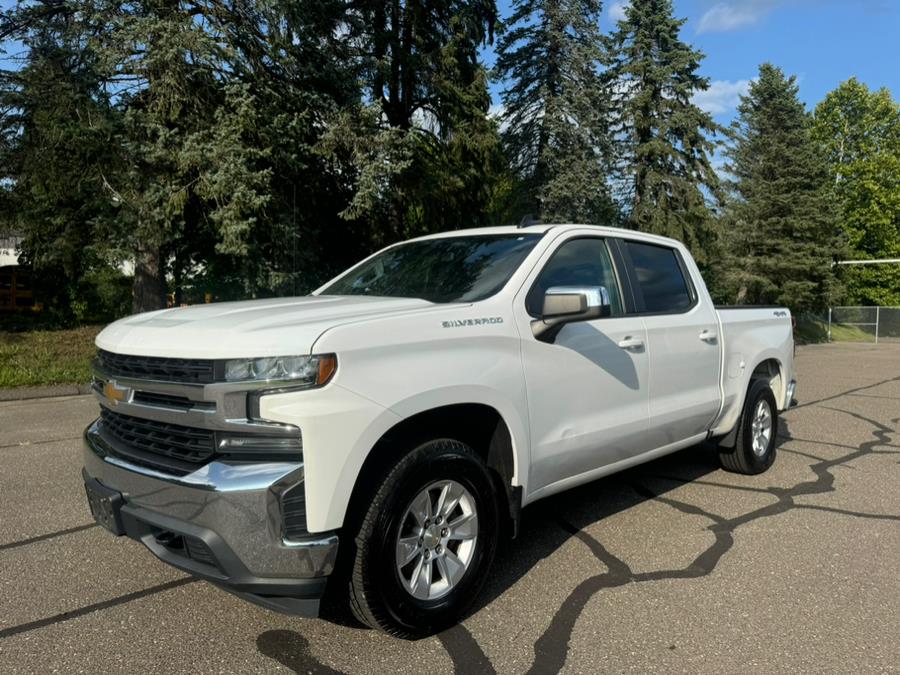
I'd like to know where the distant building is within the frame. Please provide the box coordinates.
[0,231,21,267]
[0,231,38,311]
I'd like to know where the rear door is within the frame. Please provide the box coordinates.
[514,233,651,493]
[619,239,722,448]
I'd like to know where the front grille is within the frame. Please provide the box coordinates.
[132,390,216,413]
[98,408,215,475]
[97,349,216,384]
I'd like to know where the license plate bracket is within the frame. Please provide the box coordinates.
[84,478,125,536]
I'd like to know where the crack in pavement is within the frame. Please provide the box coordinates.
[0,578,196,640]
[254,373,900,673]
[257,630,344,674]
[525,406,898,673]
[0,435,82,450]
[0,523,97,552]
[791,373,900,410]
[254,621,494,675]
[437,624,497,675]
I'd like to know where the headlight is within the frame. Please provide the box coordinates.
[223,353,337,386]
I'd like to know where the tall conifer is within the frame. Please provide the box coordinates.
[724,64,844,311]
[495,0,616,224]
[608,0,720,259]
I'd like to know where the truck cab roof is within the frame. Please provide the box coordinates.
[408,224,686,250]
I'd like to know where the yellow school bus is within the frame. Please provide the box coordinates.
[0,266,40,312]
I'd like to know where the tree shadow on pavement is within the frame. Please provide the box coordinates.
[257,403,900,673]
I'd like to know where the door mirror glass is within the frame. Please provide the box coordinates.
[533,286,611,342]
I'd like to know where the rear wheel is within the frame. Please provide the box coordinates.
[719,379,779,475]
[347,439,499,638]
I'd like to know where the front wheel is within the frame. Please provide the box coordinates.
[719,379,779,475]
[347,439,500,638]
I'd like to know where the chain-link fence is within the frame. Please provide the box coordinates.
[827,306,900,343]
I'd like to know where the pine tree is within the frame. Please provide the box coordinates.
[84,0,273,311]
[494,0,617,224]
[723,64,844,312]
[328,0,501,241]
[813,79,900,305]
[0,1,121,320]
[210,0,367,296]
[608,0,720,259]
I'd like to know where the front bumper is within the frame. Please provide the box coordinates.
[82,421,338,616]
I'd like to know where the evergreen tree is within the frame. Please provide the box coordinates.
[813,79,900,305]
[608,0,720,259]
[212,0,369,296]
[329,0,502,241]
[495,0,616,224]
[0,1,121,320]
[83,0,273,312]
[723,64,844,312]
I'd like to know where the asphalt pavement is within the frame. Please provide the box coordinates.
[1,343,898,673]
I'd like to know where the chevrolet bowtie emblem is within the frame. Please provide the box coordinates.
[102,379,133,404]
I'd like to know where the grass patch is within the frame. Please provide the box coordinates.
[0,325,101,388]
[795,317,874,344]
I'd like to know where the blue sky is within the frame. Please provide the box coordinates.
[2,0,897,129]
[488,0,900,127]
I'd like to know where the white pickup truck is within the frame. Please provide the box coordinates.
[83,224,795,637]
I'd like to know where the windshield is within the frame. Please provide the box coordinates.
[320,233,543,303]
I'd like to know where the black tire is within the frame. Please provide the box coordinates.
[347,439,500,638]
[719,379,779,475]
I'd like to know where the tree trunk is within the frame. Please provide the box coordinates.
[173,247,184,307]
[132,244,167,314]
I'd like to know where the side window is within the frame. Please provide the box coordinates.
[625,241,693,313]
[526,238,624,317]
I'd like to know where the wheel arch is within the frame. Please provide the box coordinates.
[716,353,785,448]
[343,402,524,538]
[749,356,785,408]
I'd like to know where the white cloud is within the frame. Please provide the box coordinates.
[697,0,889,34]
[692,79,751,115]
[488,103,512,133]
[697,1,776,33]
[609,1,629,23]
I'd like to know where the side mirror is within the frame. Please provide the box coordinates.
[531,286,611,343]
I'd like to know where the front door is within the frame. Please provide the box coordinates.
[514,234,651,493]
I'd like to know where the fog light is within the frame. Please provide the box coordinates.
[217,434,302,456]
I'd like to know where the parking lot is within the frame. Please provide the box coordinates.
[1,343,898,673]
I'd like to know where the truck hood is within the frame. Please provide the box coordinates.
[96,295,442,359]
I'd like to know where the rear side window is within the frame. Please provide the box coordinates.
[625,241,693,313]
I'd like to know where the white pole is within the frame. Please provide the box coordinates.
[828,307,832,341]
[875,306,880,344]
[833,258,900,266]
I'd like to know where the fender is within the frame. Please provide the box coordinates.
[714,351,785,444]
[386,384,531,488]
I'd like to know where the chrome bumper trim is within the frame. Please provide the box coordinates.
[83,422,337,579]
[91,363,301,434]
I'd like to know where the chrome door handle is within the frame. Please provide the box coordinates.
[700,330,718,342]
[617,336,644,350]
